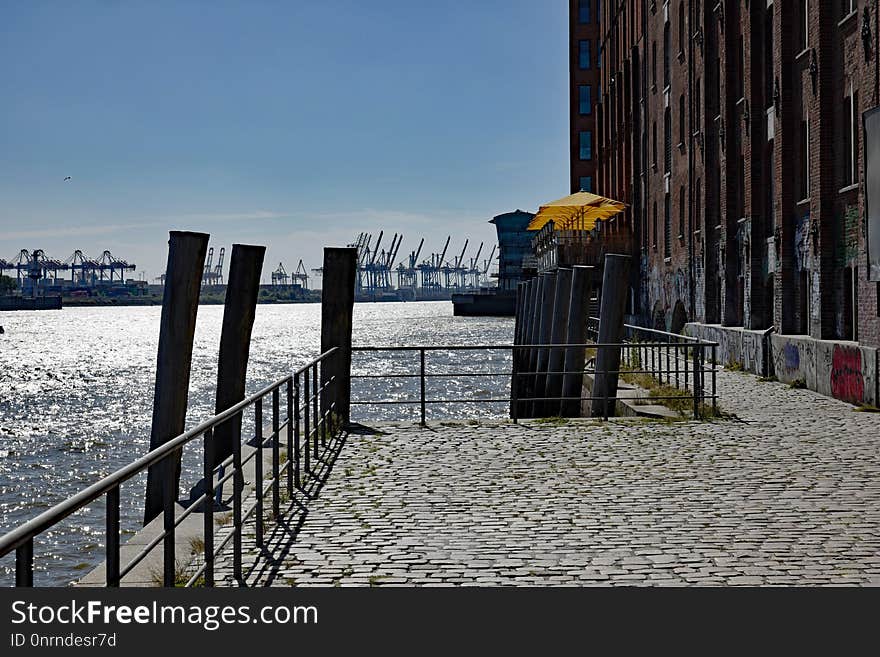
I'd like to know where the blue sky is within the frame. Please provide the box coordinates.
[0,1,569,283]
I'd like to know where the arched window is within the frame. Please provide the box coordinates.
[663,22,670,87]
[679,3,686,55]
[664,108,672,173]
[679,94,686,146]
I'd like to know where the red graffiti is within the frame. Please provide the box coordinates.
[831,346,864,404]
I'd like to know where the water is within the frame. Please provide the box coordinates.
[0,301,513,585]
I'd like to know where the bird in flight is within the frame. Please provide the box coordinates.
[63,176,72,181]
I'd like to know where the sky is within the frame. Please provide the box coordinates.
[0,1,570,285]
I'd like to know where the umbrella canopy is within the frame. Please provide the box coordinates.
[526,191,627,232]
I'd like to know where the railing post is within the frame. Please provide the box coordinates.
[15,539,33,587]
[202,429,214,587]
[511,346,519,424]
[163,452,177,587]
[287,378,294,496]
[712,344,717,414]
[295,373,303,486]
[106,485,120,587]
[312,362,319,459]
[420,348,427,427]
[693,344,701,420]
[303,368,311,475]
[254,399,264,549]
[233,413,243,582]
[272,388,280,520]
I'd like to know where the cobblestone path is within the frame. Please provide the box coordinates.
[215,369,880,586]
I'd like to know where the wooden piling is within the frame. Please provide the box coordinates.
[320,247,357,428]
[560,265,594,417]
[212,244,266,468]
[591,254,631,418]
[143,231,209,525]
[533,271,556,417]
[517,279,536,417]
[509,282,525,418]
[545,268,572,413]
[525,275,544,417]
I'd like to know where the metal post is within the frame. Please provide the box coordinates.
[287,378,294,496]
[591,254,631,418]
[15,539,33,587]
[420,348,427,427]
[202,429,214,587]
[272,388,280,520]
[163,453,177,587]
[106,485,120,587]
[312,362,319,459]
[693,344,701,420]
[232,414,242,581]
[294,374,302,488]
[711,344,717,414]
[303,368,311,475]
[144,231,209,525]
[254,399,264,548]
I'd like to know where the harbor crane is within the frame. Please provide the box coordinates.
[271,262,290,286]
[291,260,309,289]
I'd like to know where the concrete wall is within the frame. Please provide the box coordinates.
[685,321,879,407]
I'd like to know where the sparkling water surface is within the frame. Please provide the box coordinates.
[0,301,513,585]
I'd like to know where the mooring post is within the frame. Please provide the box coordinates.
[320,247,357,428]
[516,279,535,418]
[212,244,266,468]
[143,231,209,525]
[591,254,631,419]
[545,268,572,414]
[560,265,594,417]
[533,271,556,417]
[525,275,544,418]
[509,282,526,418]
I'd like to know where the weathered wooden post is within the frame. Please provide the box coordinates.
[591,254,631,418]
[144,231,209,525]
[533,271,556,417]
[561,265,594,416]
[509,282,525,418]
[545,268,572,413]
[517,279,537,417]
[525,275,545,417]
[320,247,357,428]
[212,244,266,467]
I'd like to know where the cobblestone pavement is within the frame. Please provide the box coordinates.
[215,369,880,586]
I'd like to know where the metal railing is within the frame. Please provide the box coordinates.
[351,334,717,425]
[0,348,342,587]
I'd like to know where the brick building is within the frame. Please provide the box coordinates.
[570,0,602,194]
[574,0,880,405]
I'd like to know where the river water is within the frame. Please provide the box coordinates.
[0,301,513,585]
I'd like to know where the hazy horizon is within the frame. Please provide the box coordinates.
[1,1,569,283]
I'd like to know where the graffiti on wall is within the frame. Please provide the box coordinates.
[835,205,860,266]
[830,345,864,404]
[795,211,811,271]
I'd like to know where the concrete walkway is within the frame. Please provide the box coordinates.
[215,369,880,586]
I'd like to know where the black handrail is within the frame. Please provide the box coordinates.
[0,347,341,587]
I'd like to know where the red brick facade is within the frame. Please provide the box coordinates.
[581,0,880,347]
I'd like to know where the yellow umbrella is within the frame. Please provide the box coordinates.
[526,191,627,232]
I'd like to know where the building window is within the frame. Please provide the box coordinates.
[664,108,672,173]
[663,22,671,88]
[579,85,592,115]
[653,202,658,250]
[652,41,657,89]
[579,176,593,192]
[842,87,857,187]
[679,94,686,146]
[799,120,810,200]
[652,121,658,168]
[580,131,593,160]
[664,194,672,257]
[799,0,809,52]
[841,0,856,18]
[678,3,686,56]
[679,186,686,237]
[579,0,591,23]
[579,40,591,69]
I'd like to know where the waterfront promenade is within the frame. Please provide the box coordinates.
[215,367,880,586]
